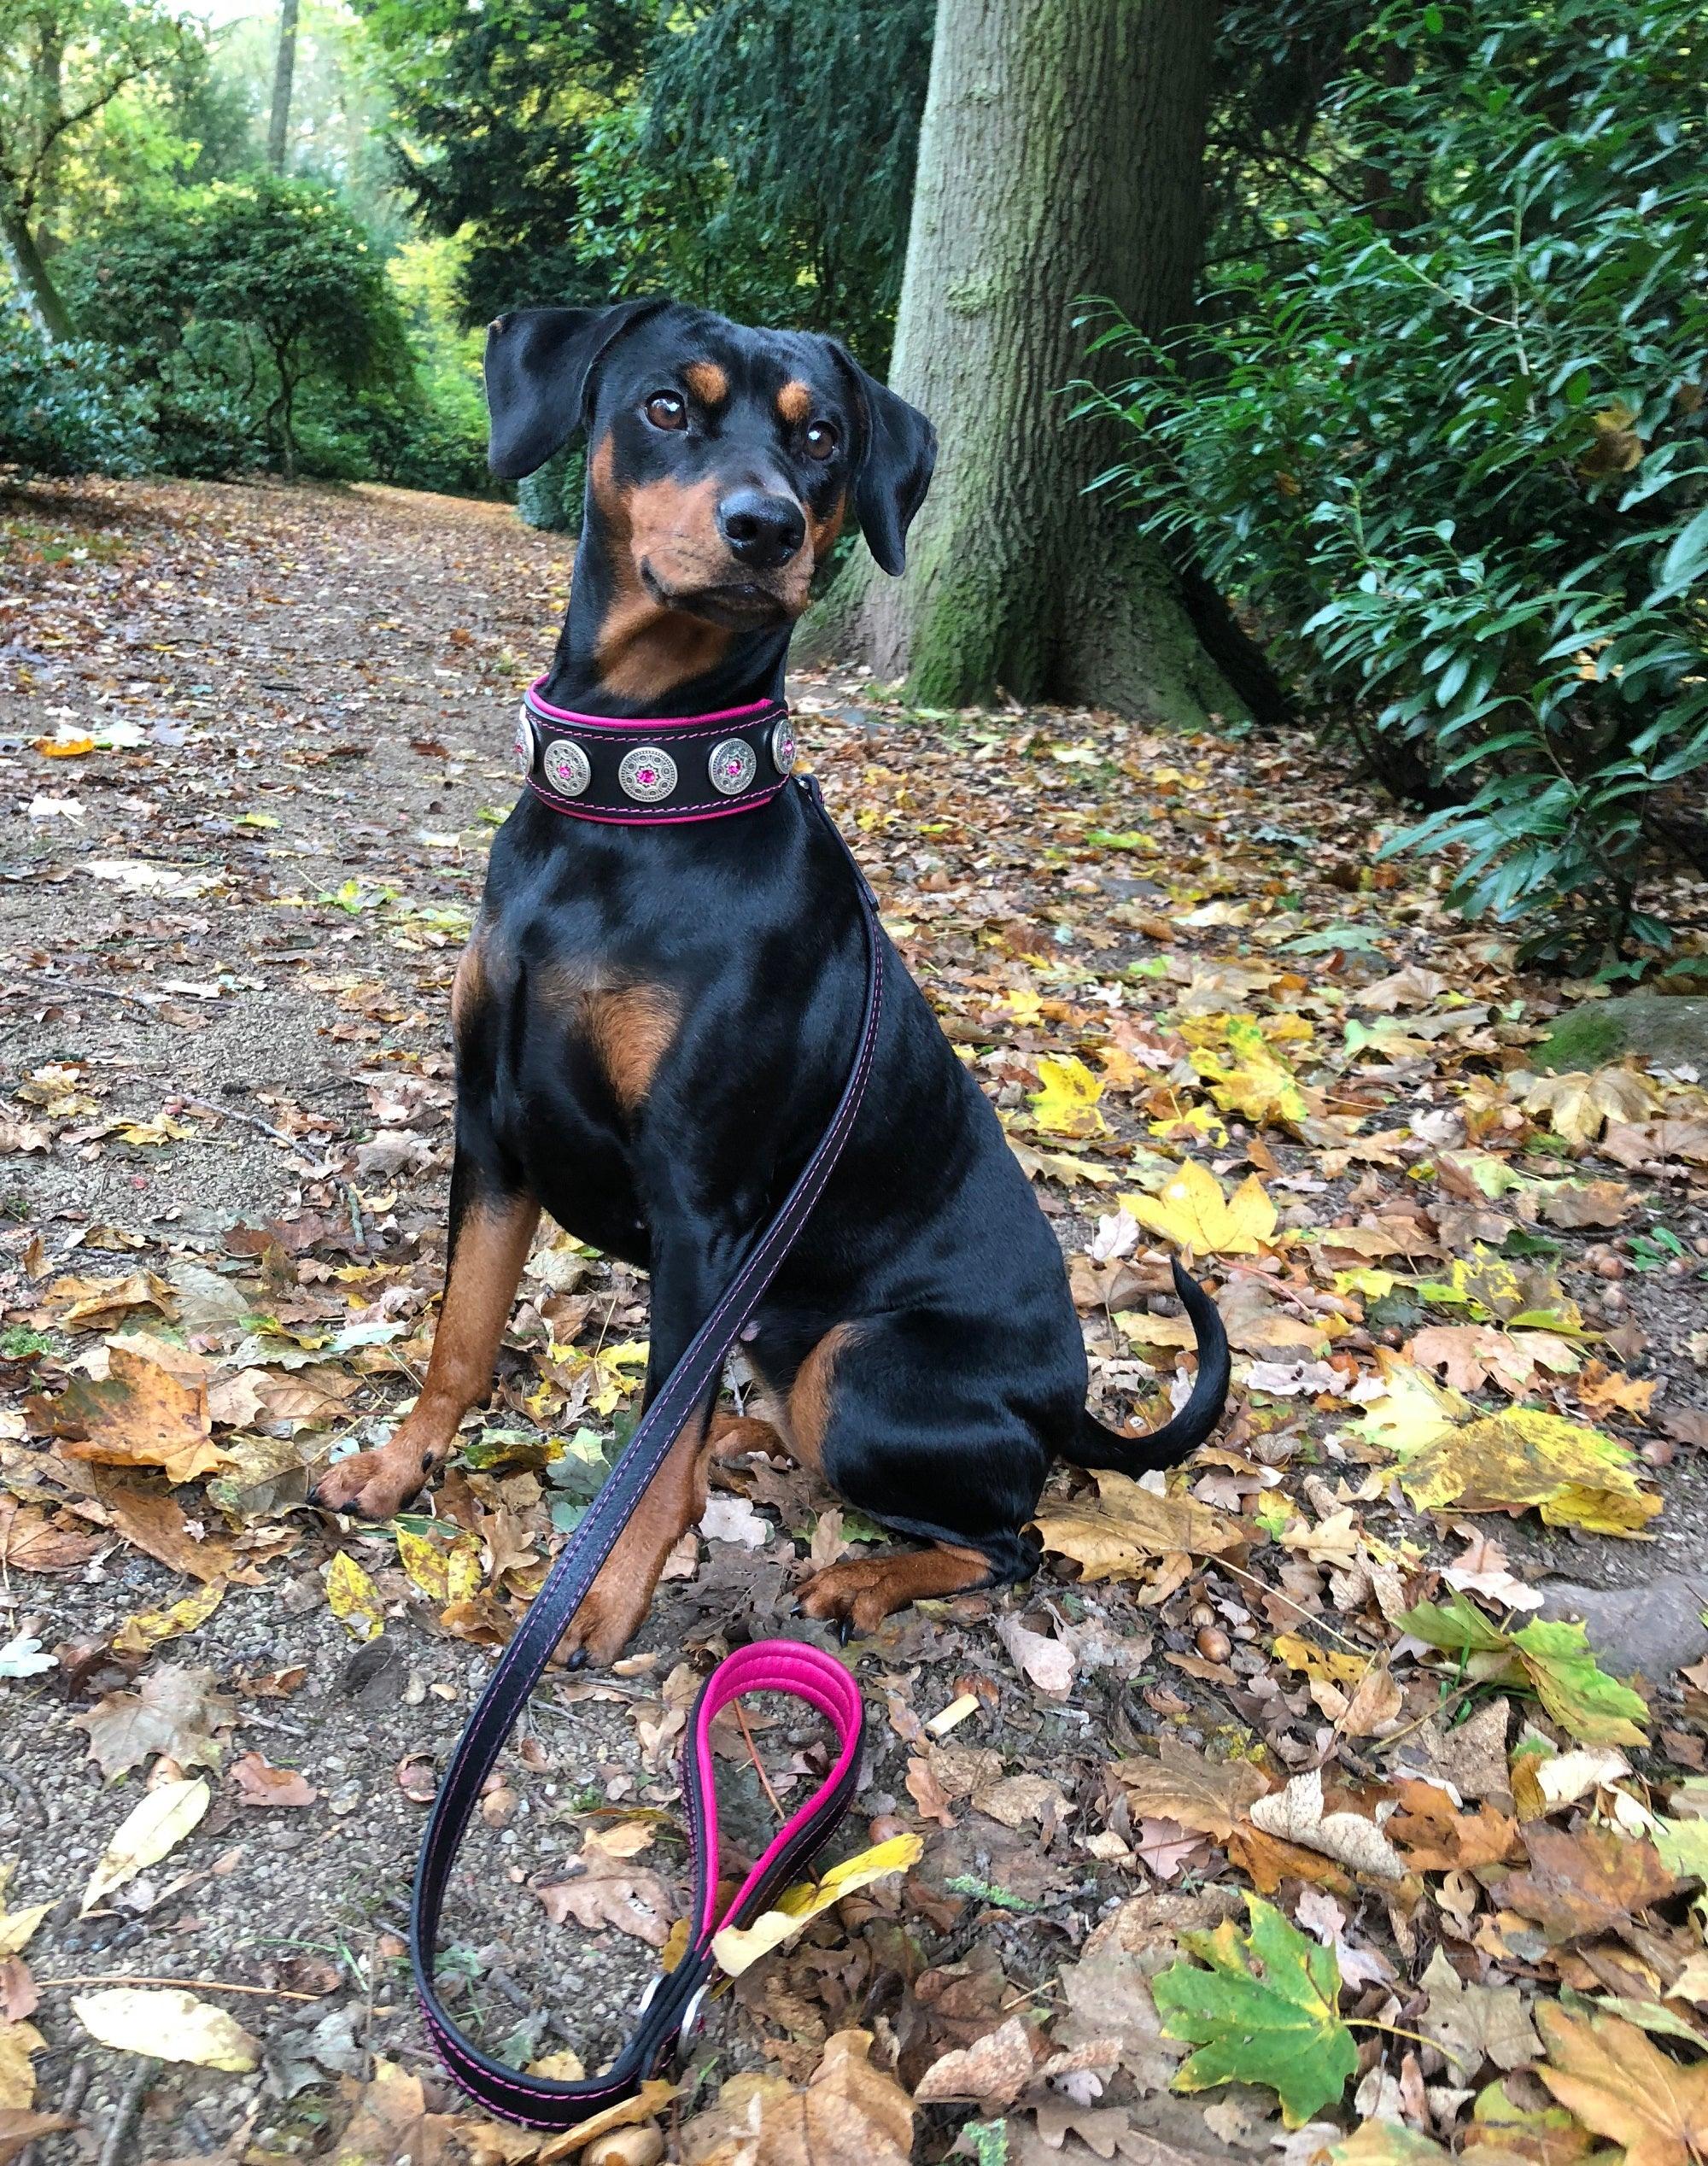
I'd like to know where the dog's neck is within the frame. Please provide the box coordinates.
[539,518,793,721]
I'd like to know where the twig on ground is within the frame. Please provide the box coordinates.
[37,1974,323,2000]
[732,1696,786,1824]
[0,1759,48,1826]
[181,1095,326,1167]
[96,2056,155,2166]
[17,2054,88,2166]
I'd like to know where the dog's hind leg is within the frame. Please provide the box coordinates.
[313,1150,538,1519]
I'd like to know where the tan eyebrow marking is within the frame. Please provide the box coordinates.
[682,361,728,405]
[776,378,813,424]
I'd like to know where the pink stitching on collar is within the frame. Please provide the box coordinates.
[526,677,778,729]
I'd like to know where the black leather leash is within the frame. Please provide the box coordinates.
[411,773,883,2128]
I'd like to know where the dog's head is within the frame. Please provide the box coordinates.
[484,301,935,631]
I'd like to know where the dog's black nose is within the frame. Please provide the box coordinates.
[717,489,805,569]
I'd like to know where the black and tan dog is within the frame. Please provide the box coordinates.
[313,299,1230,1660]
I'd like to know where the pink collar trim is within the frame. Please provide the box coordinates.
[525,678,777,730]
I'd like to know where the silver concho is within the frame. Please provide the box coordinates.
[541,736,592,798]
[513,707,535,775]
[769,716,798,775]
[618,746,677,803]
[707,737,757,796]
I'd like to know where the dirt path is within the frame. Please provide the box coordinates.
[2,477,1706,2165]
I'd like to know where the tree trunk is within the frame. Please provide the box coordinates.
[0,202,74,341]
[268,0,300,173]
[813,0,1242,724]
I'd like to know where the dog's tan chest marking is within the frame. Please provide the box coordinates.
[540,963,681,1113]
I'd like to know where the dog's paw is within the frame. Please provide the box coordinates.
[797,1557,908,1640]
[312,1444,432,1520]
[553,1580,650,1671]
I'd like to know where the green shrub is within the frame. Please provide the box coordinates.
[0,313,155,476]
[1085,0,1708,969]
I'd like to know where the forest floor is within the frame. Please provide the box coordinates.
[1,475,1707,2166]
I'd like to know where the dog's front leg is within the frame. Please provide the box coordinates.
[313,1148,539,1519]
[555,1230,746,1666]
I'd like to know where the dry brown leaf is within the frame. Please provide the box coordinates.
[95,1481,237,1584]
[0,1500,102,1576]
[44,1341,226,1485]
[1246,1770,1407,1882]
[231,1751,319,1808]
[751,2030,912,2166]
[70,1664,236,1782]
[1500,1824,1678,1945]
[1034,1470,1247,1582]
[1535,2002,1708,2166]
[538,1862,673,1947]
[912,2015,1038,2106]
[1417,1946,1539,2075]
[330,2058,469,2164]
[1113,1739,1270,1841]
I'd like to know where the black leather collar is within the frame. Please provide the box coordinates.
[516,682,797,824]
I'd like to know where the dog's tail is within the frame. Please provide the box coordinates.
[1063,1257,1231,1473]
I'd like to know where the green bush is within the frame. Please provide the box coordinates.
[1085,0,1708,968]
[0,313,155,477]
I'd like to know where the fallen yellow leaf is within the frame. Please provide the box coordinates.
[1123,1160,1277,1256]
[1030,1055,1110,1139]
[712,1834,923,1976]
[81,1777,209,1913]
[1034,1468,1249,1582]
[72,1987,258,2071]
[112,1578,226,1654]
[325,1549,385,1641]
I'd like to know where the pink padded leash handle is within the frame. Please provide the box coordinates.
[409,776,882,2128]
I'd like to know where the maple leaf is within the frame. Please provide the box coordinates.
[1029,1055,1110,1139]
[1033,1468,1247,1582]
[71,1665,237,1782]
[737,2030,913,2166]
[1189,1016,1314,1133]
[1524,1067,1662,1150]
[1357,1360,1658,1537]
[44,1339,226,1486]
[1510,1618,1651,1747]
[1152,1893,1358,2128]
[1535,2004,1708,2166]
[1112,1738,1270,1841]
[1122,1160,1278,1256]
[1416,1946,1539,2075]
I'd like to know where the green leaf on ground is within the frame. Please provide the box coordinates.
[1151,1893,1357,2128]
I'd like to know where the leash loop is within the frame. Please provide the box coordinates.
[410,775,881,2128]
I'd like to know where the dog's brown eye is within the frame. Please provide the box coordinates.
[644,391,687,431]
[804,419,839,461]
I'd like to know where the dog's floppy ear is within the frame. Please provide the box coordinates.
[826,343,937,576]
[485,299,668,480]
